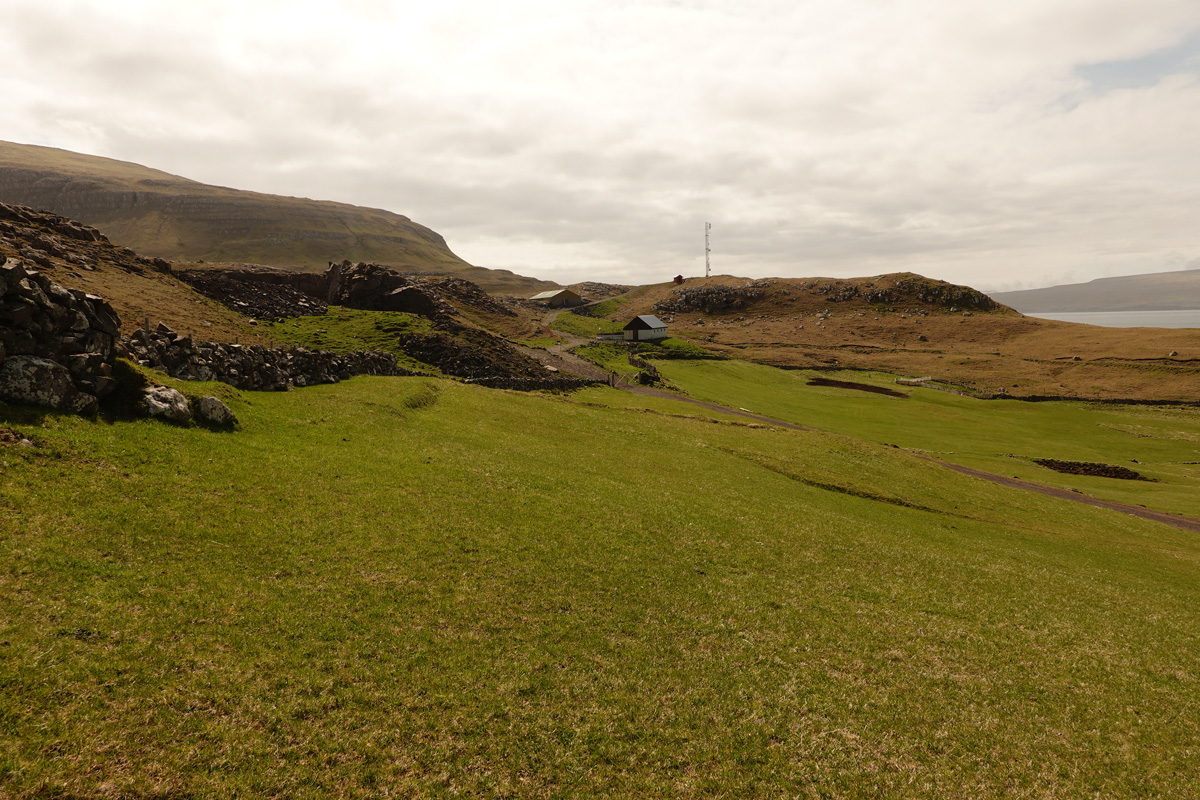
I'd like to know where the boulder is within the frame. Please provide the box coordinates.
[0,355,98,414]
[195,396,236,426]
[140,385,191,423]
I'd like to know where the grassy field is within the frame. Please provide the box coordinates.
[549,312,624,337]
[573,339,720,377]
[269,308,437,373]
[3,376,1200,797]
[654,359,1200,519]
[573,297,628,318]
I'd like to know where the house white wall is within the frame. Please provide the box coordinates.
[624,327,668,341]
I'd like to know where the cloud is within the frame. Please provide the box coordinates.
[1,0,1199,288]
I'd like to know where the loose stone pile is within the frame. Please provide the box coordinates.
[176,269,328,321]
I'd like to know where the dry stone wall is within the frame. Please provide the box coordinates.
[0,256,121,413]
[123,325,417,391]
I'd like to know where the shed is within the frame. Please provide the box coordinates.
[530,288,584,308]
[623,314,668,341]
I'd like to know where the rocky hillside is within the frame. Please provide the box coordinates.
[0,141,556,295]
[651,273,1005,316]
[0,201,268,343]
[0,202,587,396]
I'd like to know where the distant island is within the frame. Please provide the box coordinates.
[992,268,1200,313]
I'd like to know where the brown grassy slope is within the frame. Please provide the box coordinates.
[612,274,1200,402]
[0,140,556,295]
[0,204,272,343]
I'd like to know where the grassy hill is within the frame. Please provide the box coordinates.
[992,269,1200,312]
[599,274,1200,402]
[3,373,1199,797]
[0,141,555,295]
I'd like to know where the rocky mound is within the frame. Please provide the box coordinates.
[653,273,1001,316]
[424,276,517,318]
[396,327,557,382]
[654,282,771,314]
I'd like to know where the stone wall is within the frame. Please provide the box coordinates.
[123,325,420,391]
[0,257,121,413]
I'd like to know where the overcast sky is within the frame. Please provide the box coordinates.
[2,0,1198,290]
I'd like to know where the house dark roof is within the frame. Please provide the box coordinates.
[624,314,667,330]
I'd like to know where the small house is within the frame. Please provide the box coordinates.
[530,288,584,308]
[623,315,668,341]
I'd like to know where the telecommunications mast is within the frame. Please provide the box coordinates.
[705,221,712,278]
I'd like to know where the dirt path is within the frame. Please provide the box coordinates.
[522,309,1200,533]
[623,384,813,429]
[930,461,1200,533]
[519,308,613,382]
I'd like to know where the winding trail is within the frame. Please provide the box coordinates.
[522,307,1200,533]
[932,461,1200,533]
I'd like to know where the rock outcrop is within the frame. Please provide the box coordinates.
[654,284,769,314]
[177,260,519,326]
[652,274,1001,316]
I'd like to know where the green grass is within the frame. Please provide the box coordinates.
[567,385,748,422]
[655,359,1200,519]
[2,379,1200,796]
[269,307,437,372]
[573,338,716,376]
[631,337,717,359]
[549,312,623,337]
[514,335,561,349]
[571,342,642,375]
[573,297,628,318]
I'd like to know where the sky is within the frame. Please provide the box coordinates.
[1,0,1198,291]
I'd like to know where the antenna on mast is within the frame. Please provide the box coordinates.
[705,222,712,278]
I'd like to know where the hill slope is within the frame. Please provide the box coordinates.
[3,376,1200,796]
[590,273,1200,401]
[0,141,554,295]
[992,269,1200,312]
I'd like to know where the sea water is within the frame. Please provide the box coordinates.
[1026,310,1200,329]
